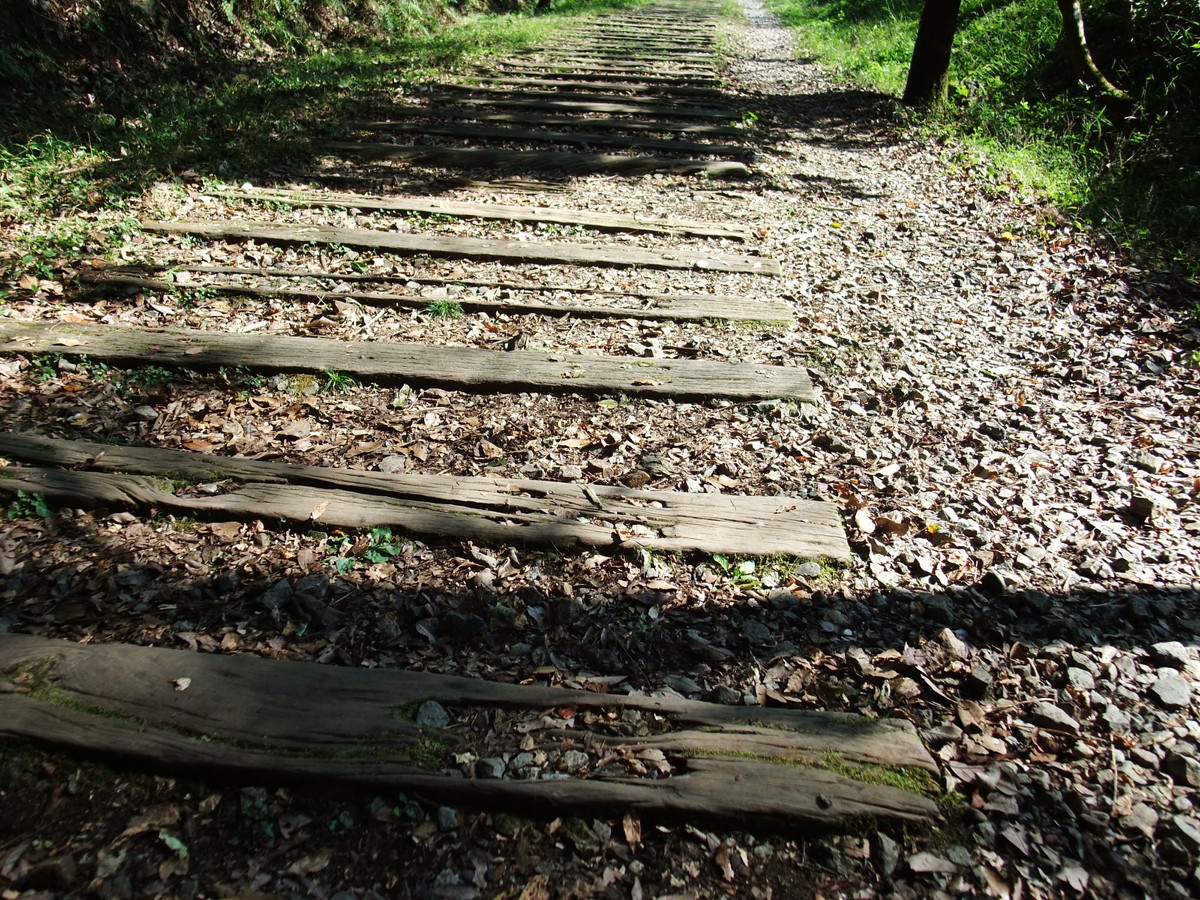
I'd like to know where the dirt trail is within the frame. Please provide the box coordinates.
[1,0,1199,897]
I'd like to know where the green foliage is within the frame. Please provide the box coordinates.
[7,491,53,519]
[1,0,647,294]
[423,298,465,318]
[326,525,404,573]
[321,368,359,393]
[328,808,355,835]
[29,354,61,381]
[767,0,1200,275]
[157,831,189,860]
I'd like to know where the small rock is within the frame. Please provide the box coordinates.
[796,561,824,579]
[1102,704,1132,733]
[705,684,742,705]
[378,455,406,474]
[935,627,969,659]
[476,757,506,779]
[436,807,459,831]
[555,596,584,626]
[1028,701,1081,736]
[1171,815,1200,851]
[978,569,1011,597]
[922,723,964,746]
[1150,641,1193,670]
[1067,667,1096,691]
[558,465,584,480]
[1124,801,1159,838]
[492,813,524,837]
[964,664,994,699]
[559,817,602,855]
[259,578,293,612]
[743,619,772,645]
[562,750,590,772]
[1149,671,1193,709]
[908,851,958,874]
[416,701,452,728]
[872,833,900,877]
[1165,752,1200,787]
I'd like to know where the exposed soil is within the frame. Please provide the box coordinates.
[2,0,1200,898]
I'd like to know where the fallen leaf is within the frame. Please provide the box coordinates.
[284,848,333,876]
[623,811,641,849]
[518,873,550,900]
[172,677,191,692]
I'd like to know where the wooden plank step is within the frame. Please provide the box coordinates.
[493,62,720,87]
[0,433,848,558]
[90,264,792,322]
[85,271,792,324]
[0,320,811,402]
[368,108,744,138]
[0,634,936,827]
[469,74,725,98]
[327,143,750,179]
[218,187,750,239]
[344,121,750,159]
[513,56,715,72]
[434,84,731,111]
[141,220,779,274]
[426,92,735,120]
[433,96,733,120]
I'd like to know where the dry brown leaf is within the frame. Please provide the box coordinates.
[284,848,333,876]
[518,874,550,900]
[622,811,641,849]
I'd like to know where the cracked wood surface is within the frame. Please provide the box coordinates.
[0,320,812,401]
[0,634,939,827]
[142,220,780,274]
[0,433,850,558]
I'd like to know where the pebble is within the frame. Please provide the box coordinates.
[259,578,292,612]
[1067,667,1096,691]
[562,750,590,772]
[416,701,451,728]
[1165,752,1200,787]
[1149,671,1193,709]
[436,807,458,831]
[1150,641,1194,670]
[1029,701,1082,736]
[475,757,506,779]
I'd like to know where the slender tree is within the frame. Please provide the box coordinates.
[902,0,962,107]
[1054,0,1129,102]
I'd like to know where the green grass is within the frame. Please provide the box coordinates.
[0,0,650,293]
[423,298,465,318]
[765,0,1200,276]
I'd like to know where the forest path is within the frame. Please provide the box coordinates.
[2,0,1199,895]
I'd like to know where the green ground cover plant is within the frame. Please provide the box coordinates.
[0,0,645,295]
[766,0,1200,276]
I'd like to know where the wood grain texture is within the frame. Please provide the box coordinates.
[142,220,779,275]
[0,634,939,826]
[85,272,792,324]
[341,122,750,161]
[220,187,750,239]
[0,320,810,401]
[328,143,751,180]
[0,432,851,559]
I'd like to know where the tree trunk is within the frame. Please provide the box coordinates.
[903,0,962,107]
[1054,0,1129,102]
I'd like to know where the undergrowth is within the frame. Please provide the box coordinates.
[0,0,647,295]
[766,0,1200,276]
